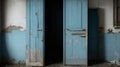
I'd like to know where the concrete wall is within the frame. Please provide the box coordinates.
[98,33,120,62]
[89,0,120,62]
[1,0,120,64]
[5,0,26,30]
[89,0,120,33]
[0,0,26,64]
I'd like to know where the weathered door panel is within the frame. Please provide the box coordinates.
[26,0,44,66]
[64,0,87,65]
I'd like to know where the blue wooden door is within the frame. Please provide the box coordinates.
[26,0,44,66]
[63,0,88,65]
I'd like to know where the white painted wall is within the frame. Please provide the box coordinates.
[5,0,26,31]
[89,0,120,33]
[4,0,120,32]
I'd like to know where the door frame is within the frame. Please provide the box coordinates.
[63,0,88,66]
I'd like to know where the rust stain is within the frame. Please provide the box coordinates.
[0,25,25,32]
[1,57,25,65]
[26,47,43,65]
[30,49,43,63]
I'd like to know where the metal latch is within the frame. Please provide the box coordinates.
[72,31,86,37]
[37,28,43,31]
[71,29,86,37]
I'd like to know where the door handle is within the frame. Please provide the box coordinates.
[72,31,86,37]
[80,29,86,37]
[66,28,83,31]
[71,29,87,37]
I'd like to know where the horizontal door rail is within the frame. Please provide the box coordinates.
[66,28,86,31]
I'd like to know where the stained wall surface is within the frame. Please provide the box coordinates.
[89,0,120,62]
[0,0,26,63]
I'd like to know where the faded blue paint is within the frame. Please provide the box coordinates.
[0,30,26,63]
[26,0,44,66]
[6,30,26,62]
[0,0,44,64]
[64,0,87,65]
[98,33,120,62]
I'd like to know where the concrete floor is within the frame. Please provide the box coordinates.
[2,62,120,67]
[45,63,119,67]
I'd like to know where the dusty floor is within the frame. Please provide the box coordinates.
[2,63,120,67]
[45,63,120,67]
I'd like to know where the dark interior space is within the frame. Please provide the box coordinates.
[45,0,63,65]
[0,0,1,65]
[88,8,105,65]
[97,8,106,64]
[98,8,106,62]
[88,9,98,65]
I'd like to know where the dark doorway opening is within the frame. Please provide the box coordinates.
[45,0,63,65]
[88,9,105,65]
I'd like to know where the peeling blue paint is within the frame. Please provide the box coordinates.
[98,33,120,62]
[0,30,26,63]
